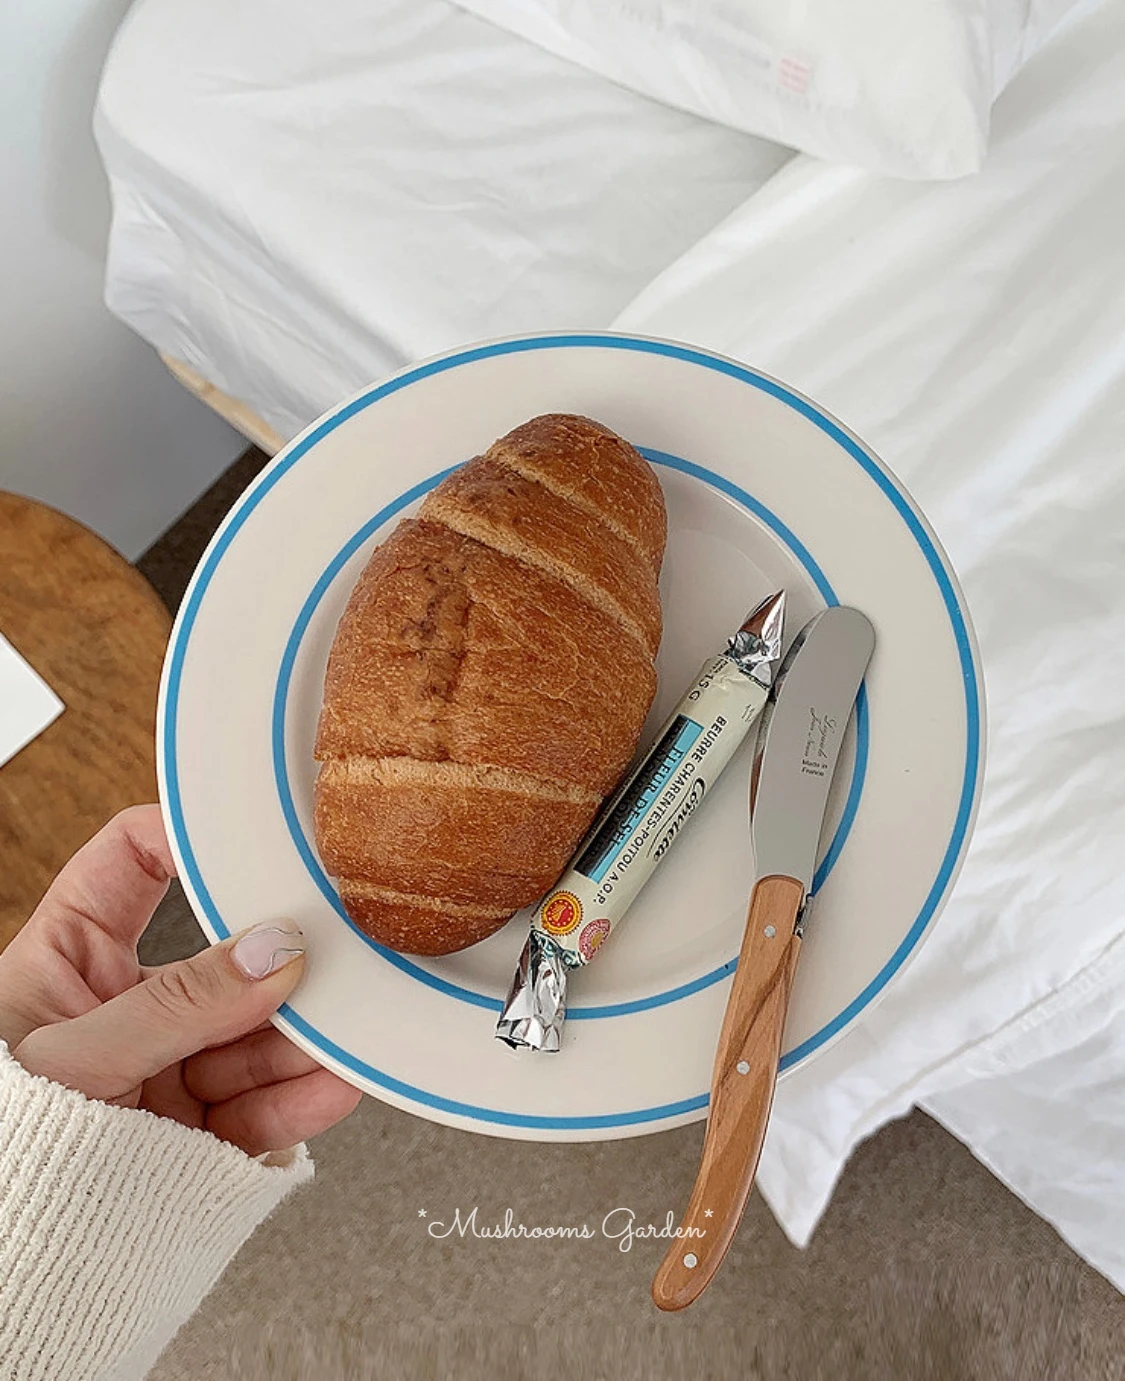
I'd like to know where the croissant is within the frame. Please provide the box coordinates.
[313,414,666,955]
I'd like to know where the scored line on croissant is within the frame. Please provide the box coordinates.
[314,414,666,956]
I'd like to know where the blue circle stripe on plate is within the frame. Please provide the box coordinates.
[162,333,982,1129]
[271,446,869,1017]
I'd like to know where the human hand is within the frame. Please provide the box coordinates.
[0,805,361,1156]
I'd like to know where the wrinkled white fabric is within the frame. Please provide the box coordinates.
[617,0,1125,1290]
[449,0,1090,179]
[95,0,790,442]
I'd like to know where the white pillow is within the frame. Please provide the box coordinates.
[448,0,1088,179]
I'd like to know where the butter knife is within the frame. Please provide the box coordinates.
[652,605,875,1310]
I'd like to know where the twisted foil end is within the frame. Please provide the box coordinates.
[495,930,570,1052]
[726,590,786,690]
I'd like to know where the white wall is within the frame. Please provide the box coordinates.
[0,0,245,561]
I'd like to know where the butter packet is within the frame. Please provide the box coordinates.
[496,591,785,1052]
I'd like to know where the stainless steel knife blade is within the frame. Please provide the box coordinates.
[750,607,875,893]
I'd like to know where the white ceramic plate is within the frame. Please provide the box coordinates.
[158,333,984,1141]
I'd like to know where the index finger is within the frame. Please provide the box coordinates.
[26,805,176,950]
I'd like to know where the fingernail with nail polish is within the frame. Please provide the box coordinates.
[232,922,305,979]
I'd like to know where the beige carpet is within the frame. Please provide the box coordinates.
[134,453,1124,1381]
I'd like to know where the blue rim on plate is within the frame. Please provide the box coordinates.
[161,333,983,1132]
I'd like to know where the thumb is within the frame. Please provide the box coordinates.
[14,922,306,1102]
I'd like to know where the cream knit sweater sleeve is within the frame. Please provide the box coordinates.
[0,1041,314,1381]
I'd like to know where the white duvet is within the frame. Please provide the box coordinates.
[617,0,1125,1287]
[98,0,1124,1289]
[95,0,789,442]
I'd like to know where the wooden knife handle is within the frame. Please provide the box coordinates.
[652,875,804,1312]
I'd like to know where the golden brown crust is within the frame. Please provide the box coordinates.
[337,881,514,955]
[419,455,661,656]
[313,414,665,955]
[314,757,599,906]
[314,520,656,793]
[486,414,666,575]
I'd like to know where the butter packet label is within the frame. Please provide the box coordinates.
[531,655,768,966]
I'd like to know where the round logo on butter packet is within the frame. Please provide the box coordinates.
[540,891,582,936]
[578,918,611,961]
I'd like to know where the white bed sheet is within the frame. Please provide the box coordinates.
[95,0,791,442]
[616,0,1125,1289]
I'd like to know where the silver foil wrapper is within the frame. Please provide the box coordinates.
[495,929,570,1052]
